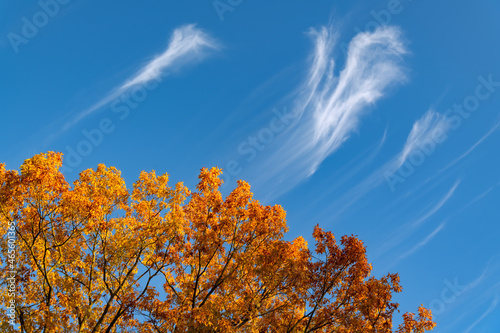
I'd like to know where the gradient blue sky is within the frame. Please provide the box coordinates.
[2,1,500,331]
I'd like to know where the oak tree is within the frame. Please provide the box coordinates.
[0,152,435,332]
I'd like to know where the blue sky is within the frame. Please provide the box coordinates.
[2,0,500,331]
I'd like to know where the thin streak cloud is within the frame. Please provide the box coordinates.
[396,222,446,262]
[411,180,459,226]
[463,294,499,333]
[324,109,453,218]
[440,120,500,173]
[375,181,459,260]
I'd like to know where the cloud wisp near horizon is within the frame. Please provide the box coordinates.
[61,24,219,134]
[253,25,408,198]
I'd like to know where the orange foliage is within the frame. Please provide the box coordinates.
[0,152,435,332]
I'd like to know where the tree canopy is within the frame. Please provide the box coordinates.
[0,152,435,332]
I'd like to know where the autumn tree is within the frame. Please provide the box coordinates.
[0,152,435,332]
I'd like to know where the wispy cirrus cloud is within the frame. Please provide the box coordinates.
[320,109,452,218]
[374,180,459,260]
[463,294,499,333]
[398,110,450,168]
[120,24,218,90]
[396,221,446,261]
[63,24,219,131]
[253,25,408,197]
[411,180,459,226]
[440,120,500,173]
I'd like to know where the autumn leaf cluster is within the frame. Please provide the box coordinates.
[0,152,435,332]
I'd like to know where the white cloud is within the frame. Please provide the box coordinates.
[254,25,408,197]
[397,222,446,261]
[320,110,453,217]
[374,181,459,260]
[399,110,450,168]
[306,25,407,174]
[440,120,500,173]
[64,24,218,131]
[411,180,459,226]
[463,294,499,333]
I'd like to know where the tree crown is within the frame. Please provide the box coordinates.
[0,152,435,332]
